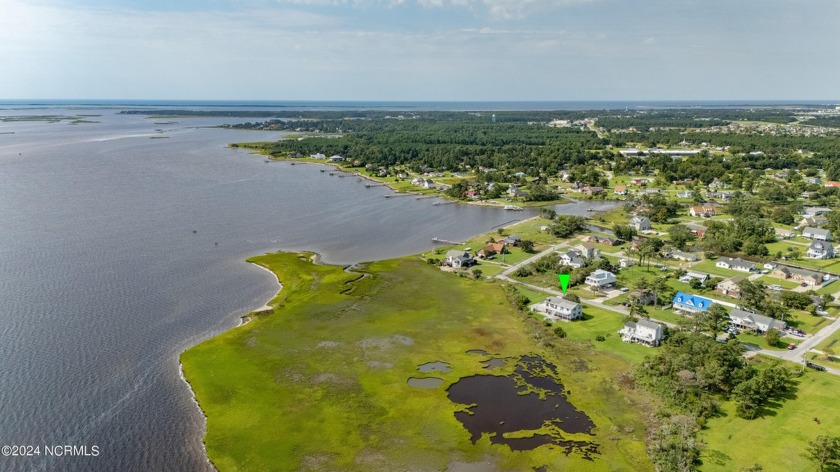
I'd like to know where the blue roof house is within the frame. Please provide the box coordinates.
[672,292,713,313]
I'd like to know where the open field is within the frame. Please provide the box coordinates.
[182,253,655,471]
[700,359,840,472]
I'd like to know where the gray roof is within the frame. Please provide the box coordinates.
[637,319,663,331]
[718,257,755,269]
[730,308,785,330]
[446,250,470,258]
[804,227,831,238]
[546,297,580,310]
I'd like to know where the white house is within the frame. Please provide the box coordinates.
[559,250,586,268]
[444,250,474,268]
[679,271,710,284]
[310,152,326,159]
[630,216,652,231]
[803,227,832,241]
[715,257,756,273]
[807,240,835,259]
[585,269,617,288]
[689,205,717,218]
[729,308,787,334]
[532,297,583,321]
[329,155,345,162]
[619,319,665,347]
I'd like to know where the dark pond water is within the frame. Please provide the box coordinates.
[447,355,598,458]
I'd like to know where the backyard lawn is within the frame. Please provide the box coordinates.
[700,359,840,472]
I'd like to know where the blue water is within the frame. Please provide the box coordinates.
[0,108,617,471]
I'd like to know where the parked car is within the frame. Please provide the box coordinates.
[787,344,796,350]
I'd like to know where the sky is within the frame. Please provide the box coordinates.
[1,0,838,101]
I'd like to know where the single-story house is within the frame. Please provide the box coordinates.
[716,257,756,273]
[672,292,713,313]
[444,250,475,268]
[771,266,822,287]
[503,235,522,247]
[476,242,506,259]
[689,205,717,218]
[729,308,787,334]
[807,240,835,259]
[619,319,665,347]
[825,181,840,188]
[679,271,710,284]
[585,269,617,288]
[670,250,699,262]
[631,216,652,231]
[581,186,604,196]
[310,153,326,159]
[774,228,795,239]
[619,258,635,268]
[803,227,832,241]
[589,235,621,246]
[677,190,693,199]
[329,155,345,162]
[716,277,743,299]
[686,223,707,238]
[803,207,832,217]
[614,185,627,195]
[532,297,583,321]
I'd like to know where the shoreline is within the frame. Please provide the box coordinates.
[256,151,579,209]
[178,363,217,471]
[178,258,288,471]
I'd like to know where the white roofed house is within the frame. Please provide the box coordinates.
[532,297,583,321]
[619,319,665,347]
[585,269,617,289]
[444,250,475,268]
[729,308,786,334]
[329,155,345,162]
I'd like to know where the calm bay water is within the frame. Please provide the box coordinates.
[0,107,616,471]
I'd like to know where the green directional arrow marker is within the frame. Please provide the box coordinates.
[557,274,570,294]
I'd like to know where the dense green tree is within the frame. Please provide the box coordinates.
[613,224,637,242]
[668,224,697,250]
[805,435,840,472]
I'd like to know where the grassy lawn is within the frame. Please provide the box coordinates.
[646,308,687,326]
[700,360,840,472]
[558,304,653,364]
[735,332,792,351]
[756,275,800,289]
[472,261,507,277]
[815,328,840,353]
[817,280,839,295]
[690,260,744,278]
[514,285,550,305]
[788,313,831,335]
[182,253,655,471]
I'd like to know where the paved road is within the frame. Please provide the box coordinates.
[746,315,840,376]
